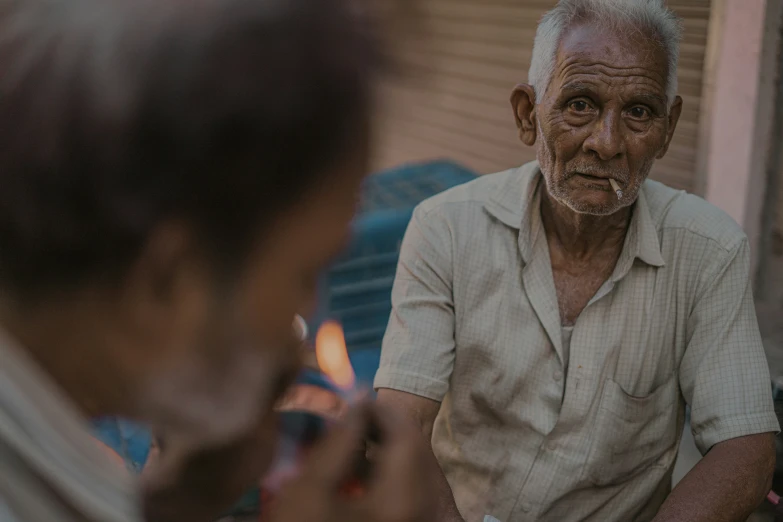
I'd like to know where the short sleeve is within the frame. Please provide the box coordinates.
[679,238,779,454]
[373,205,456,401]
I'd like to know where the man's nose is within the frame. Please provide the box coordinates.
[582,110,625,161]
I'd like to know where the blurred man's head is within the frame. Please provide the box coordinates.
[511,0,683,215]
[0,0,381,451]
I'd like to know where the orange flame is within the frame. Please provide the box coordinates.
[315,321,356,390]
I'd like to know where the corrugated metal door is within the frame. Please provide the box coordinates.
[372,0,711,191]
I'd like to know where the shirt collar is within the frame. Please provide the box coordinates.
[484,161,666,270]
[618,185,666,271]
[0,327,141,522]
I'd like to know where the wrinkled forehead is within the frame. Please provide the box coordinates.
[549,21,669,100]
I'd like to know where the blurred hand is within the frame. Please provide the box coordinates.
[141,323,307,522]
[264,402,436,522]
[141,411,279,522]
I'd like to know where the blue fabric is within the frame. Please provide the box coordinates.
[91,417,152,473]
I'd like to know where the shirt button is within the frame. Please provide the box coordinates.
[553,370,563,381]
[547,440,558,451]
[520,502,532,513]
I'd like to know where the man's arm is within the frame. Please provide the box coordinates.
[672,237,779,521]
[652,433,775,522]
[373,205,461,518]
[376,388,464,522]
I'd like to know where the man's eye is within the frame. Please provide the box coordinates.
[568,100,590,112]
[629,106,650,120]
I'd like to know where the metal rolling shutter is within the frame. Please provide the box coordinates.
[373,0,711,191]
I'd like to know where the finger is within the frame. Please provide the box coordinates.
[297,402,371,487]
[269,478,354,522]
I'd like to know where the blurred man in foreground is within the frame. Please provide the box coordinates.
[0,0,433,521]
[376,0,779,521]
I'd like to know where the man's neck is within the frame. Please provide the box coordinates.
[540,189,632,259]
[0,292,129,419]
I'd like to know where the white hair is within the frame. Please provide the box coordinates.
[528,0,682,109]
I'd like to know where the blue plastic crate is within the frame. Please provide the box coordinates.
[319,160,477,382]
[358,160,479,215]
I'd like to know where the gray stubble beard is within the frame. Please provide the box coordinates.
[536,121,653,216]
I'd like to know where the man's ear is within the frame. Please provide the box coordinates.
[511,84,537,147]
[657,95,683,159]
[120,222,211,346]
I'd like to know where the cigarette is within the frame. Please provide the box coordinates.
[609,178,623,199]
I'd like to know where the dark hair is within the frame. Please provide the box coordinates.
[0,0,382,296]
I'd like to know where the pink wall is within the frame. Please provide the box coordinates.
[702,0,782,271]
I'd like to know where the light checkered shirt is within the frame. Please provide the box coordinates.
[375,161,779,522]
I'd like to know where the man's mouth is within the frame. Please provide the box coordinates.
[574,172,611,185]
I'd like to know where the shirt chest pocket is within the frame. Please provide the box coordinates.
[582,374,680,487]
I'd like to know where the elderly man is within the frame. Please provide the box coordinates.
[375,1,779,521]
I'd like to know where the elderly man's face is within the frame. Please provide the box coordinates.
[513,22,682,215]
